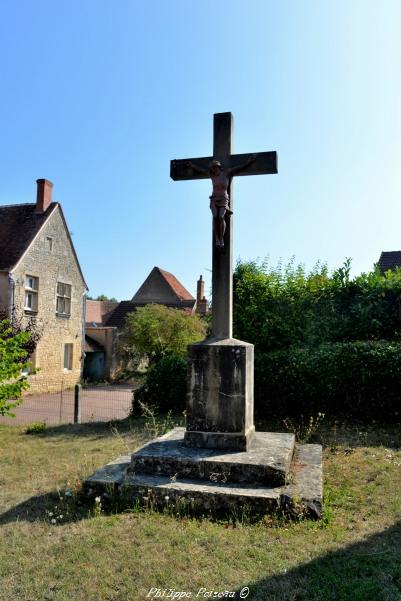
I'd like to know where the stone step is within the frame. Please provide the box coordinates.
[130,427,295,486]
[84,443,323,519]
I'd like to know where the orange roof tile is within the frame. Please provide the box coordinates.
[157,267,194,300]
[86,300,119,325]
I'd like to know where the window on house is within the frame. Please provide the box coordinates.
[63,344,73,371]
[24,276,39,312]
[56,282,71,316]
[21,351,37,376]
[46,236,53,251]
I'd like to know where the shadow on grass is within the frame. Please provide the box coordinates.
[26,416,147,439]
[29,413,185,440]
[257,417,401,451]
[0,490,92,525]
[236,520,401,600]
[18,415,401,452]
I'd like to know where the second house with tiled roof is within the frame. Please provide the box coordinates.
[0,179,87,393]
[84,267,208,380]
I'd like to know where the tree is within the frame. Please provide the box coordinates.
[123,304,206,362]
[87,294,118,302]
[0,320,31,416]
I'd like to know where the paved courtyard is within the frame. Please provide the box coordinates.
[0,384,133,426]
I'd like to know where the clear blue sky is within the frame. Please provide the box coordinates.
[1,0,401,300]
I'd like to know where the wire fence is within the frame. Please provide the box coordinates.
[0,383,133,426]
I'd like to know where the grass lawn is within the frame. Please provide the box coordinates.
[1,418,401,601]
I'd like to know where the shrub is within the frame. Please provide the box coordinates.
[133,355,187,413]
[255,341,401,422]
[123,304,206,363]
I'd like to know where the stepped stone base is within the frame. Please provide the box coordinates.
[131,427,295,486]
[184,427,256,452]
[84,428,323,518]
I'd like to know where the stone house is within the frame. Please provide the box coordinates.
[0,179,87,393]
[84,266,208,380]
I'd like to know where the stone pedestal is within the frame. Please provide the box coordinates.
[185,338,255,451]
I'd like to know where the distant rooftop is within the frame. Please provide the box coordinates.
[85,300,120,326]
[131,266,194,303]
[377,251,401,274]
[85,266,196,329]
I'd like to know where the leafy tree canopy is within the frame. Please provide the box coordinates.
[123,304,206,361]
[87,294,118,302]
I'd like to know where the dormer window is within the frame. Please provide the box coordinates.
[56,282,71,316]
[24,275,39,313]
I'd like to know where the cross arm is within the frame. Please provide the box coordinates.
[170,151,277,181]
[170,157,213,181]
[228,151,278,176]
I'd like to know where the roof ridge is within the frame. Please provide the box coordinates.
[156,266,175,278]
[0,201,58,209]
[156,267,194,300]
[0,202,35,209]
[86,299,119,304]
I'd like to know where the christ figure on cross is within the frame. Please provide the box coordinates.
[186,155,256,248]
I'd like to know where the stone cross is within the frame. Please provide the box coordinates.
[171,112,277,339]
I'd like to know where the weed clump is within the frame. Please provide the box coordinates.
[25,421,47,434]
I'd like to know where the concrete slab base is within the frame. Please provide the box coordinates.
[84,428,323,519]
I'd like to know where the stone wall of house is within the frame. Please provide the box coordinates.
[11,207,86,393]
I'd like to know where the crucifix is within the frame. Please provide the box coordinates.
[171,112,277,340]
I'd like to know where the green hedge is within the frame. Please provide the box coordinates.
[233,259,401,352]
[134,355,187,413]
[133,342,401,423]
[255,341,401,421]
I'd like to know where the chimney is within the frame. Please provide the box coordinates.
[196,275,208,315]
[196,275,205,305]
[35,179,53,213]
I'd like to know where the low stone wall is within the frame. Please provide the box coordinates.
[25,372,80,394]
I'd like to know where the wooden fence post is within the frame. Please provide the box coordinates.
[74,384,81,424]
